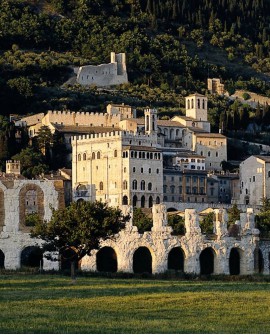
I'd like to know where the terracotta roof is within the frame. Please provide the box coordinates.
[255,155,270,163]
[53,124,120,134]
[186,93,206,98]
[195,132,226,138]
[157,120,184,127]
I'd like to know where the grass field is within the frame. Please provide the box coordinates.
[0,274,270,334]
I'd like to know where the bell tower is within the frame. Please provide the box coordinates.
[185,93,208,121]
[144,108,157,135]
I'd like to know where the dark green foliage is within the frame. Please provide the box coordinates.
[11,147,49,178]
[200,212,214,234]
[255,198,270,238]
[30,200,129,259]
[167,214,185,235]
[25,213,42,227]
[228,204,241,226]
[133,208,153,233]
[0,0,270,132]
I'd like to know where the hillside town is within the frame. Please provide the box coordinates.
[1,84,269,275]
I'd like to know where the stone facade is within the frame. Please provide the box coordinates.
[80,204,265,275]
[76,52,128,87]
[239,155,270,206]
[0,178,64,270]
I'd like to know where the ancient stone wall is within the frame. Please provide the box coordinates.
[80,205,263,275]
[0,179,62,269]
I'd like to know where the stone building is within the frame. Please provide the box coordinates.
[207,78,225,95]
[76,52,128,87]
[239,155,270,205]
[72,109,163,208]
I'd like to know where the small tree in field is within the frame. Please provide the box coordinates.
[30,201,129,278]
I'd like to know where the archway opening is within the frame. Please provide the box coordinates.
[149,196,153,208]
[254,248,264,274]
[133,247,152,274]
[0,249,4,269]
[141,196,145,208]
[122,196,128,205]
[168,247,184,272]
[229,248,241,275]
[21,246,43,268]
[60,248,79,271]
[200,247,215,275]
[96,247,117,273]
[133,195,137,207]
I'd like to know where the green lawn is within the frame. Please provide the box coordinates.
[0,275,270,333]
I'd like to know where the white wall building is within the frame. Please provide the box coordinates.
[239,155,270,205]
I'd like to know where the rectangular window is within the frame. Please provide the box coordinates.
[253,176,255,182]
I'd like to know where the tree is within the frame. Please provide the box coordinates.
[227,204,241,226]
[255,198,270,238]
[167,214,185,235]
[133,208,153,233]
[31,200,129,278]
[11,147,49,178]
[200,212,214,234]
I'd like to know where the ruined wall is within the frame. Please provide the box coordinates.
[0,180,62,269]
[81,205,262,275]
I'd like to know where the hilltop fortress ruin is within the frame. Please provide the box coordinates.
[75,52,128,87]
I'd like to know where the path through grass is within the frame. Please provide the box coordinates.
[0,275,269,333]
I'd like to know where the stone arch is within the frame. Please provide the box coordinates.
[0,249,4,268]
[167,207,178,212]
[96,247,117,273]
[0,188,4,232]
[19,184,44,232]
[200,247,216,275]
[168,247,184,272]
[133,195,137,207]
[229,247,242,275]
[21,246,43,268]
[133,247,152,274]
[141,195,145,208]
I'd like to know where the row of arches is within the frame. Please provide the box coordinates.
[123,195,161,207]
[96,246,265,275]
[0,246,265,275]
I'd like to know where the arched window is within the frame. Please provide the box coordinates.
[83,153,87,160]
[141,195,145,208]
[122,196,128,205]
[202,99,205,109]
[191,99,194,108]
[92,152,95,159]
[216,152,218,157]
[141,180,145,190]
[208,151,211,157]
[170,185,175,194]
[149,168,151,174]
[198,99,200,108]
[148,196,153,208]
[114,150,117,158]
[132,180,137,190]
[123,180,128,190]
[25,190,38,214]
[133,195,137,207]
[97,151,101,159]
[133,167,136,173]
[99,182,103,190]
[187,100,190,109]
[148,182,152,191]
[156,196,160,204]
[78,154,81,161]
[131,151,134,158]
